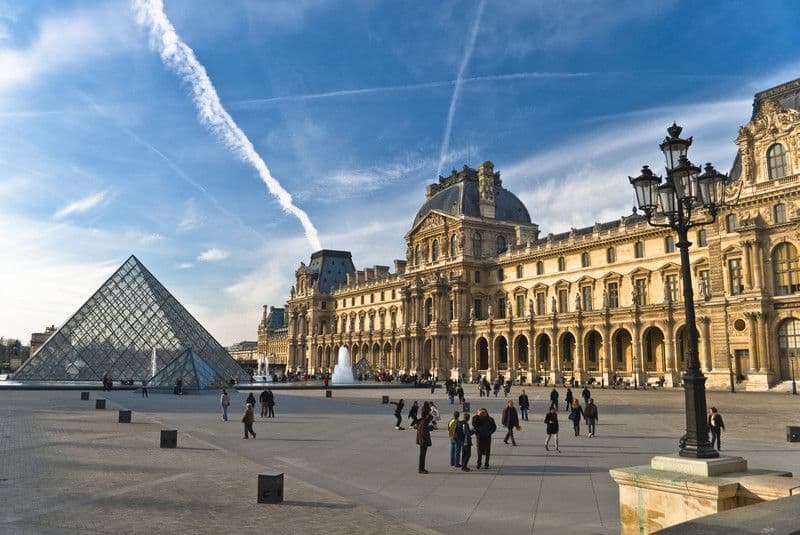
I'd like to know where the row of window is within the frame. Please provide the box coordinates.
[413,232,509,265]
[340,289,397,308]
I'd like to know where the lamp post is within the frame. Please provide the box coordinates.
[791,356,797,396]
[728,354,736,394]
[632,356,638,389]
[629,123,735,459]
[600,356,605,388]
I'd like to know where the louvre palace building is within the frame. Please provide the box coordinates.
[259,78,800,390]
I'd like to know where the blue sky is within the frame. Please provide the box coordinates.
[1,0,799,344]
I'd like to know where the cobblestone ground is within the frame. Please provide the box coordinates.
[1,385,799,534]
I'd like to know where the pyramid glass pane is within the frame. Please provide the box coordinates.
[147,349,220,390]
[14,255,245,383]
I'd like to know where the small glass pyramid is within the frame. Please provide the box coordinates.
[14,255,245,383]
[147,349,219,390]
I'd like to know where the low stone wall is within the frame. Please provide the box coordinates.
[659,493,800,534]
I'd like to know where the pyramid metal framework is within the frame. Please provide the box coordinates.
[14,255,245,382]
[147,349,219,390]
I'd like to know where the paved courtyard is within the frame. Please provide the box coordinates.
[2,384,800,534]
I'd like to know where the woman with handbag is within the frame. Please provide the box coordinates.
[569,399,584,436]
[544,407,560,452]
[501,400,520,446]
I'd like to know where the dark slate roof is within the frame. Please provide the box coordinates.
[308,250,355,293]
[414,168,532,226]
[263,307,285,331]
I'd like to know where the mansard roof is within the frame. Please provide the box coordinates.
[307,249,356,293]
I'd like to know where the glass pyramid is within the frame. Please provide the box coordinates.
[147,349,219,390]
[14,255,246,382]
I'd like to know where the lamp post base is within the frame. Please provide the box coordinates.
[680,371,719,459]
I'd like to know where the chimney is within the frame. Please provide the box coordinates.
[478,161,496,219]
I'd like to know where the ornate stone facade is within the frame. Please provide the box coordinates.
[262,79,800,390]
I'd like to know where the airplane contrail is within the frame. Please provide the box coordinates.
[133,0,321,251]
[437,0,486,178]
[228,71,589,108]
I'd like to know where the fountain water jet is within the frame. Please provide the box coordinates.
[331,347,355,384]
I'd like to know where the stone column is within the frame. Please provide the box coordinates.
[576,327,586,383]
[699,316,712,372]
[746,312,759,372]
[742,241,753,290]
[632,323,643,386]
[753,242,764,290]
[756,312,769,373]
[603,324,613,385]
[488,329,497,379]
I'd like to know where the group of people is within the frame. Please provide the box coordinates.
[477,376,514,398]
[218,388,277,439]
[548,386,600,438]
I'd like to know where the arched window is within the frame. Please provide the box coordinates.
[773,243,800,295]
[581,252,590,268]
[768,143,788,179]
[414,244,420,266]
[472,232,482,257]
[431,239,439,262]
[536,261,544,275]
[558,256,566,272]
[665,235,675,253]
[496,235,507,254]
[450,234,457,257]
[607,247,616,263]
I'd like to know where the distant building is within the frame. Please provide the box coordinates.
[30,325,56,356]
[257,305,289,367]
[226,340,258,367]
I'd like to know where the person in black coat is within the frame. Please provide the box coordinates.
[549,387,559,410]
[544,407,560,452]
[456,386,465,404]
[266,390,275,417]
[390,399,405,430]
[501,400,520,446]
[518,390,530,420]
[456,412,473,472]
[408,401,420,429]
[581,386,591,405]
[246,392,256,407]
[564,388,574,411]
[416,413,433,474]
[259,389,269,417]
[472,408,497,469]
[569,399,584,436]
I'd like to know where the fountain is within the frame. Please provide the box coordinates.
[255,354,273,383]
[331,347,355,384]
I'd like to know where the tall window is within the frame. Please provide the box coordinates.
[665,274,679,303]
[558,256,566,272]
[607,282,619,308]
[635,241,644,258]
[581,286,592,311]
[431,239,439,261]
[665,236,675,253]
[725,213,737,233]
[773,243,800,295]
[380,291,385,301]
[497,297,506,319]
[536,261,544,275]
[473,299,483,320]
[767,143,788,179]
[697,229,707,247]
[496,235,507,254]
[536,292,546,315]
[516,295,525,317]
[634,278,647,306]
[728,258,743,295]
[607,247,616,263]
[774,203,787,224]
[474,270,481,283]
[391,289,395,300]
[516,265,523,279]
[498,268,505,282]
[450,234,457,257]
[558,289,568,313]
[581,252,590,268]
[699,269,711,299]
[472,232,482,257]
[414,245,420,265]
[449,299,454,321]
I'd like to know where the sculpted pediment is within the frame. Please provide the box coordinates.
[405,210,457,237]
[737,99,800,142]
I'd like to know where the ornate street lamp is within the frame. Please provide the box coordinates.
[628,123,736,459]
[632,356,638,389]
[790,356,797,396]
[728,353,735,394]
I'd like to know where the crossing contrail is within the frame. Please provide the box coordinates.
[437,0,486,178]
[228,71,589,108]
[133,0,322,251]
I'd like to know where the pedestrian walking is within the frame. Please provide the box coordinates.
[457,385,465,404]
[390,398,405,430]
[246,392,256,407]
[408,401,420,429]
[581,386,591,405]
[429,401,441,430]
[708,407,726,451]
[266,390,275,417]
[565,388,574,411]
[242,403,256,439]
[518,390,530,421]
[259,389,269,417]
[417,413,433,474]
[569,399,584,436]
[456,412,472,471]
[448,411,462,468]
[585,398,599,437]
[503,379,512,397]
[493,379,501,397]
[220,389,230,421]
[448,386,455,405]
[544,407,560,452]
[141,379,149,398]
[502,400,520,446]
[472,408,497,469]
[430,379,436,395]
[549,387,559,410]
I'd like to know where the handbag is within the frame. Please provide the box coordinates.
[568,411,576,421]
[515,425,522,431]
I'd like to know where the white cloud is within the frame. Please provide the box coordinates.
[0,3,137,93]
[54,189,110,219]
[197,248,229,262]
[177,198,202,232]
[177,262,193,269]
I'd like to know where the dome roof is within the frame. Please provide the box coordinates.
[413,165,531,226]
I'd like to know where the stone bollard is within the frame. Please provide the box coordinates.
[325,390,332,398]
[258,472,284,504]
[95,398,106,410]
[788,426,800,442]
[160,429,178,448]
[382,395,389,404]
[118,410,132,423]
[463,402,471,413]
[81,391,90,400]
